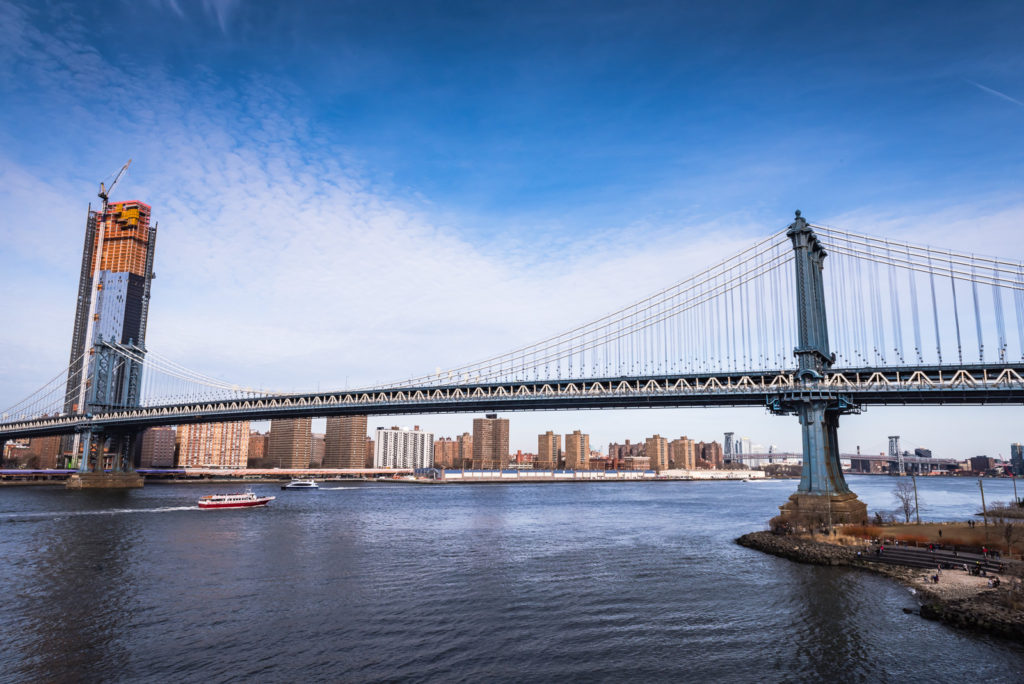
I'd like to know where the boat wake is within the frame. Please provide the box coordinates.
[0,505,197,522]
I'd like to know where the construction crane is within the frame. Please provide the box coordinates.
[98,158,132,212]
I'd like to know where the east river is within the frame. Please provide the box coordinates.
[2,475,1024,682]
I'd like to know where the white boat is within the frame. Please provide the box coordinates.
[281,478,319,490]
[198,492,275,509]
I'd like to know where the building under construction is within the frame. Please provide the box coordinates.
[63,200,158,413]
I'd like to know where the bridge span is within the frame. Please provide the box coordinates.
[2,363,1022,442]
[3,211,1023,521]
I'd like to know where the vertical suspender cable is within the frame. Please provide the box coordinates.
[950,256,963,364]
[907,245,923,363]
[827,248,841,364]
[869,258,883,364]
[970,261,984,362]
[927,252,942,364]
[886,241,904,363]
[1015,264,1024,361]
[991,264,1006,362]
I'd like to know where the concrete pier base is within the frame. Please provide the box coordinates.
[66,472,144,490]
[779,492,867,525]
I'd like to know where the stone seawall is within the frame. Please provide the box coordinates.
[736,531,1024,641]
[736,530,858,566]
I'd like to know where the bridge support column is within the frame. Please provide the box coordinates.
[771,393,866,524]
[77,429,95,473]
[66,428,142,490]
[773,211,866,525]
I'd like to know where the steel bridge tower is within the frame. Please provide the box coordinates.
[771,211,868,524]
[889,435,904,475]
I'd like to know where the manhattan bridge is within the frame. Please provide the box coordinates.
[3,210,1023,519]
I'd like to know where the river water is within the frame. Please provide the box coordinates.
[1,475,1023,683]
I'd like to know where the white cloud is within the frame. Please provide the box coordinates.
[3,3,1024,459]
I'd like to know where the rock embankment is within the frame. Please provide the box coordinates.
[736,531,857,566]
[737,530,1024,641]
[918,589,1024,640]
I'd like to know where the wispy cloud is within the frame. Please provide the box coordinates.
[967,79,1024,109]
[202,0,241,33]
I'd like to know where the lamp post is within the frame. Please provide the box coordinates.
[911,470,921,524]
[979,478,988,527]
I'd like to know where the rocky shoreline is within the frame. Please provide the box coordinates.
[737,531,1024,640]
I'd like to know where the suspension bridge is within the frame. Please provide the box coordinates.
[2,211,1023,517]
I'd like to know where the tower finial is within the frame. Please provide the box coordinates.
[794,209,801,218]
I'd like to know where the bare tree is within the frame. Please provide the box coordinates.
[992,511,1024,559]
[893,479,917,523]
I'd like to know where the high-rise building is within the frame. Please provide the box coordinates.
[374,426,434,469]
[646,435,669,471]
[1012,443,1024,477]
[564,431,590,470]
[472,414,509,469]
[268,418,312,469]
[433,437,460,468]
[247,431,269,467]
[970,455,995,473]
[175,421,250,468]
[63,201,158,415]
[695,441,724,469]
[140,426,175,467]
[669,436,696,469]
[24,435,62,469]
[607,440,644,461]
[310,433,326,467]
[365,437,375,468]
[456,432,473,468]
[324,415,368,468]
[537,431,562,470]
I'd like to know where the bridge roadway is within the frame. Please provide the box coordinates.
[2,363,1023,441]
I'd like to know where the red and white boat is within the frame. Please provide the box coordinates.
[197,492,275,509]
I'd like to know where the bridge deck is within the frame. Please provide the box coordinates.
[2,364,1023,440]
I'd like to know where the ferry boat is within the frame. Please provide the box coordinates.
[281,479,319,490]
[197,492,275,509]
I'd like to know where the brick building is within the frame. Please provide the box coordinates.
[268,418,312,469]
[472,415,509,469]
[537,431,562,470]
[140,426,175,468]
[325,415,368,468]
[565,430,590,470]
[646,435,669,471]
[175,421,250,468]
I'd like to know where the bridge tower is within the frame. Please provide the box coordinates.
[772,211,867,524]
[889,436,904,475]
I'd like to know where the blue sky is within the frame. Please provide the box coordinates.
[1,0,1023,458]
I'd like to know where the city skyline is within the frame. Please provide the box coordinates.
[2,2,1024,459]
